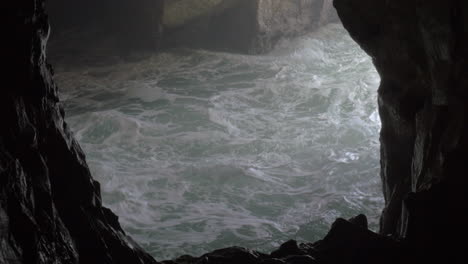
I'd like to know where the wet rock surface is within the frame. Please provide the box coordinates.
[2,1,158,263]
[4,0,468,263]
[0,4,403,260]
[335,0,468,261]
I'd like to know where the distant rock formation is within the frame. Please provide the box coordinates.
[47,0,164,59]
[163,0,339,53]
[46,0,338,59]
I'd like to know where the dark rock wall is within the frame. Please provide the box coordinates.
[6,0,468,263]
[335,0,468,260]
[161,215,408,264]
[1,1,158,263]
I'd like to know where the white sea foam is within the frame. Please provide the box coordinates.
[55,23,383,260]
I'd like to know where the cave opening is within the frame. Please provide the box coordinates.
[47,0,383,260]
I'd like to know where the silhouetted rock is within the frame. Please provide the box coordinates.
[5,0,468,263]
[311,218,405,264]
[198,247,268,264]
[162,216,407,264]
[335,0,468,261]
[1,1,159,263]
[281,255,317,264]
[348,214,368,230]
[271,240,307,259]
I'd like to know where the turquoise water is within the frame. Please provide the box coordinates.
[54,23,383,260]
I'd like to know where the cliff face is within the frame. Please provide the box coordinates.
[335,0,468,259]
[4,0,468,263]
[47,0,338,57]
[1,1,158,263]
[163,0,338,53]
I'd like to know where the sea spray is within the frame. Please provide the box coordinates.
[55,23,383,260]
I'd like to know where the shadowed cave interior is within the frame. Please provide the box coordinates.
[2,1,468,264]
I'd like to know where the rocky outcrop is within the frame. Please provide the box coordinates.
[160,215,406,264]
[163,0,339,53]
[6,0,468,263]
[1,2,360,264]
[1,1,159,263]
[335,0,468,261]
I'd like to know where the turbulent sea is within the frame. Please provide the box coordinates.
[53,23,383,260]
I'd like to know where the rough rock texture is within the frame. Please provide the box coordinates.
[46,0,337,60]
[254,0,333,53]
[1,1,159,263]
[6,0,468,263]
[163,0,339,53]
[161,215,406,264]
[335,0,468,262]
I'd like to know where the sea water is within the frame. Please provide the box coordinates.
[53,23,383,260]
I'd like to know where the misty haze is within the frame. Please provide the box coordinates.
[48,0,382,260]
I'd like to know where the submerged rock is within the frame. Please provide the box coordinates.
[348,214,368,229]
